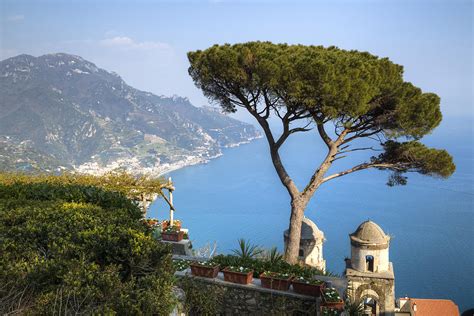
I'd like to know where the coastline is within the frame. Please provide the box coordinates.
[157,154,222,177]
[158,135,262,176]
[74,135,262,178]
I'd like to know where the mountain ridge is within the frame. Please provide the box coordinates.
[0,53,260,174]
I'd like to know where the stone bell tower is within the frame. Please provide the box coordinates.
[345,220,395,316]
[283,216,326,271]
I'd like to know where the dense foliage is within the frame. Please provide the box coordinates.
[209,254,331,279]
[188,41,455,188]
[231,238,264,259]
[0,171,166,200]
[189,42,443,137]
[178,276,226,316]
[375,141,455,186]
[0,180,176,314]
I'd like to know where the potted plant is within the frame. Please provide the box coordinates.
[162,219,181,231]
[321,306,343,316]
[292,276,326,297]
[259,271,293,291]
[190,261,220,278]
[321,288,344,309]
[161,226,184,242]
[142,218,163,240]
[223,266,253,285]
[173,259,192,272]
[142,218,160,228]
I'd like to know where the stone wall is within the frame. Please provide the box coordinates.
[346,270,395,316]
[175,270,320,315]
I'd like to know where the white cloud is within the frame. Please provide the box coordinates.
[99,36,171,51]
[7,14,25,22]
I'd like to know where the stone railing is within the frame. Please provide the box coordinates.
[172,255,347,315]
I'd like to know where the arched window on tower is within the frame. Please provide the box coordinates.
[298,249,304,258]
[366,255,374,272]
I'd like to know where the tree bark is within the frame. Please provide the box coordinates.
[284,197,307,264]
[283,124,344,263]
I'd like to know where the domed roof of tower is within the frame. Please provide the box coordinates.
[284,217,324,240]
[350,220,390,245]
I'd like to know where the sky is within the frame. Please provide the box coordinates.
[1,0,472,121]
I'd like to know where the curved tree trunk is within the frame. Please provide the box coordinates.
[249,110,339,264]
[284,178,325,263]
[284,198,307,264]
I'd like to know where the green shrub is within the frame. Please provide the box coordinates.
[178,276,226,315]
[231,238,263,259]
[0,182,176,314]
[0,171,166,200]
[210,254,331,279]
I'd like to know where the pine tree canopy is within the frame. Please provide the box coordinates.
[188,42,455,184]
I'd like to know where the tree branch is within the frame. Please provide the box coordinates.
[321,162,405,183]
[288,109,312,121]
[335,146,381,155]
[236,93,300,199]
[301,127,350,199]
[342,128,383,144]
[289,125,312,135]
[317,123,333,149]
[275,120,312,149]
[275,110,292,148]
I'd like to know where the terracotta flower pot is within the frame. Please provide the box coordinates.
[161,230,184,242]
[292,279,326,297]
[190,263,220,278]
[321,289,344,310]
[320,300,345,310]
[223,268,253,285]
[259,273,293,291]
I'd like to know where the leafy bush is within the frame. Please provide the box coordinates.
[231,238,263,259]
[344,299,365,316]
[0,171,166,200]
[293,276,325,285]
[322,288,343,302]
[0,181,176,314]
[173,259,193,271]
[210,254,331,279]
[262,246,284,265]
[178,276,226,315]
[322,306,344,316]
[0,182,138,214]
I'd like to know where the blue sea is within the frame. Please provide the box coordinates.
[150,117,473,312]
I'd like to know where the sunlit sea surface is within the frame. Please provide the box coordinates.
[150,117,473,311]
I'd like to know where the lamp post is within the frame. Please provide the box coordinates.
[168,177,174,226]
[158,177,176,226]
